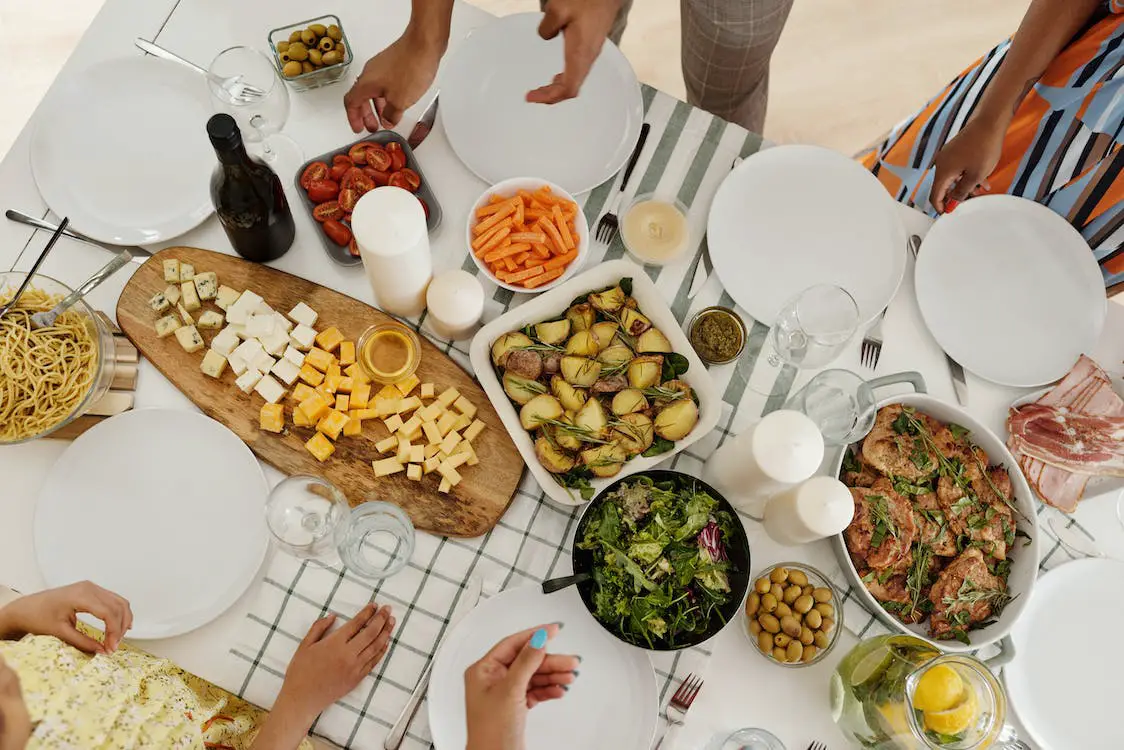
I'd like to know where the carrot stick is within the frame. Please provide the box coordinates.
[473,202,516,236]
[509,232,546,244]
[489,194,506,204]
[475,201,507,218]
[552,205,575,250]
[514,251,531,264]
[471,219,513,250]
[505,265,550,284]
[523,267,565,288]
[514,197,525,226]
[538,217,567,255]
[544,249,578,270]
[523,255,547,269]
[503,256,518,272]
[531,242,551,259]
[483,242,532,264]
[473,226,512,257]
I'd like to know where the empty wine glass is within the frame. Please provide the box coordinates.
[208,46,302,165]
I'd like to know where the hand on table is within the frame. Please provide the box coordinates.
[464,624,579,750]
[344,37,441,132]
[527,0,622,105]
[929,117,1005,213]
[0,581,132,654]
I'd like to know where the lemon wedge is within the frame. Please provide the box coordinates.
[912,664,965,712]
[923,688,979,737]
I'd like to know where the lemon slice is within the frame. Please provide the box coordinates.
[849,644,892,688]
[924,689,979,737]
[912,664,965,712]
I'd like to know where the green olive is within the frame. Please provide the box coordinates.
[794,595,815,614]
[318,37,335,52]
[773,633,791,648]
[804,609,823,629]
[803,584,815,596]
[760,593,778,614]
[301,60,315,74]
[821,617,835,633]
[774,602,792,619]
[786,640,804,662]
[287,42,309,61]
[813,587,833,603]
[300,29,317,46]
[744,592,760,617]
[815,603,835,619]
[327,24,343,41]
[783,584,802,605]
[772,646,788,662]
[788,569,808,586]
[802,644,819,663]
[287,30,301,43]
[748,618,762,636]
[770,567,789,584]
[276,41,290,54]
[334,42,346,57]
[321,49,343,66]
[780,615,802,638]
[754,578,771,595]
[278,52,293,65]
[759,614,780,634]
[813,630,830,648]
[799,626,815,645]
[281,60,303,78]
[309,23,328,36]
[757,632,773,653]
[308,48,323,66]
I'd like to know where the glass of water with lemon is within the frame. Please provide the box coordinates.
[830,634,1012,749]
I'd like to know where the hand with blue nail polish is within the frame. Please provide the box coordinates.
[464,624,580,750]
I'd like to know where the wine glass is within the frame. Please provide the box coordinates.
[207,46,302,166]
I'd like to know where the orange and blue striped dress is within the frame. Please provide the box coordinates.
[863,2,1124,293]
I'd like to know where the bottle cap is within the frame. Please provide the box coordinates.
[206,113,242,150]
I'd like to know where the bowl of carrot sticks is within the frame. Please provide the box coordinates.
[467,178,589,293]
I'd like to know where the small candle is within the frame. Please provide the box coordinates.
[352,186,432,318]
[426,270,485,340]
[703,410,824,516]
[763,476,855,545]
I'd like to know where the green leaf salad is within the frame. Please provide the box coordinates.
[577,475,740,648]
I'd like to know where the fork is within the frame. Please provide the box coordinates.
[860,313,884,370]
[135,39,266,104]
[596,123,650,244]
[807,742,828,750]
[653,674,703,749]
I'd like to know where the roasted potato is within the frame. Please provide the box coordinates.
[588,286,626,313]
[597,344,634,366]
[503,372,546,405]
[611,388,649,415]
[551,376,588,412]
[613,412,654,455]
[536,436,576,473]
[550,415,585,451]
[565,330,601,357]
[590,321,619,348]
[574,396,608,439]
[560,356,602,387]
[651,379,694,406]
[620,307,652,336]
[492,331,533,367]
[519,394,564,431]
[627,355,664,389]
[535,319,571,345]
[580,443,627,478]
[566,303,595,332]
[654,398,699,440]
[637,327,672,353]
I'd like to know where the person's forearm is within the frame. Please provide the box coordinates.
[405,0,454,56]
[0,602,23,640]
[973,0,1102,127]
[250,693,318,750]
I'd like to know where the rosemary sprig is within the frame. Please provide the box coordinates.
[943,578,1015,616]
[512,343,565,353]
[906,543,934,617]
[642,386,686,401]
[535,417,610,444]
[868,494,899,549]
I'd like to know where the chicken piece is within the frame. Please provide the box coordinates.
[914,508,957,557]
[862,404,939,481]
[504,349,543,380]
[844,485,917,571]
[866,572,927,624]
[928,548,1006,640]
[936,470,1013,560]
[932,426,989,468]
[842,449,880,488]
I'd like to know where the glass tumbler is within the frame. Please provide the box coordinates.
[785,369,878,445]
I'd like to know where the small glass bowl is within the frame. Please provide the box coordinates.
[620,193,690,266]
[742,561,843,668]
[356,322,421,385]
[268,14,353,92]
[688,306,747,365]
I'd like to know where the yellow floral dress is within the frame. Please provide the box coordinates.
[0,634,313,750]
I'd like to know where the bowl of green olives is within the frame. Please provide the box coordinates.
[743,562,842,668]
[268,14,352,91]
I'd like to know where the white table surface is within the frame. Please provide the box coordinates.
[3,1,1123,748]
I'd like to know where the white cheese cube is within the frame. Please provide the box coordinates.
[155,315,181,338]
[193,271,218,301]
[255,300,275,316]
[163,284,181,306]
[289,324,317,351]
[233,339,265,364]
[282,345,306,367]
[175,303,194,326]
[287,302,319,328]
[162,259,181,283]
[174,325,204,353]
[148,291,170,313]
[214,285,241,311]
[211,327,240,357]
[251,351,276,374]
[197,310,224,329]
[260,328,290,357]
[227,323,250,340]
[180,281,201,312]
[179,263,195,281]
[234,290,263,311]
[226,304,250,325]
[235,368,263,393]
[228,350,248,376]
[254,373,286,403]
[200,349,227,378]
[245,313,276,339]
[271,357,301,386]
[271,311,293,333]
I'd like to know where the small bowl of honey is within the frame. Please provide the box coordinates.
[357,322,421,385]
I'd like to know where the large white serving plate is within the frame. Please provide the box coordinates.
[34,409,269,639]
[428,586,658,750]
[440,13,643,195]
[707,144,907,326]
[915,195,1105,387]
[30,56,215,245]
[1005,558,1124,748]
[470,259,721,506]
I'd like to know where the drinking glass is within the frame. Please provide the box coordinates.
[784,369,877,445]
[207,46,302,165]
[772,284,860,368]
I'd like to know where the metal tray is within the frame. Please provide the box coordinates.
[293,131,443,266]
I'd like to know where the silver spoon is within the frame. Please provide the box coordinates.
[30,247,133,329]
[0,217,69,322]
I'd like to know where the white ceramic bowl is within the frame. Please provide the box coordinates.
[465,177,589,294]
[469,259,721,506]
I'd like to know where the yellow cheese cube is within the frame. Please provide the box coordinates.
[424,443,442,459]
[438,477,452,493]
[305,432,335,462]
[299,364,325,386]
[343,415,363,437]
[315,326,345,353]
[398,415,422,437]
[404,427,422,442]
[409,445,425,464]
[375,436,398,454]
[375,398,401,417]
[291,383,316,403]
[452,413,473,432]
[376,384,400,400]
[356,408,380,420]
[407,463,423,481]
[383,414,403,433]
[445,451,471,470]
[396,396,422,414]
[259,403,284,433]
[350,383,371,409]
[315,385,333,402]
[453,396,478,419]
[420,382,435,399]
[292,407,313,427]
[463,419,486,442]
[335,395,350,412]
[438,461,463,485]
[465,444,480,466]
[396,439,412,464]
[423,456,441,474]
[324,374,343,394]
[395,374,420,396]
[317,410,350,440]
[327,362,342,379]
[337,377,354,394]
[417,403,444,422]
[305,347,334,372]
[437,411,458,436]
[373,457,404,477]
[437,386,461,407]
[299,392,331,421]
[339,341,356,366]
[440,431,461,456]
[422,420,443,445]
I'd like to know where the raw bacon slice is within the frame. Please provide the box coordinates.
[1009,404,1124,476]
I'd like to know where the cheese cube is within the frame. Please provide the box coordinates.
[409,445,424,464]
[226,304,250,325]
[375,436,398,454]
[234,290,263,311]
[163,284,181,306]
[423,456,441,474]
[422,420,442,445]
[200,349,227,378]
[299,364,324,386]
[436,411,458,436]
[396,439,411,464]
[438,460,463,485]
[180,281,201,312]
[437,386,461,407]
[179,263,195,281]
[287,302,319,328]
[349,383,371,409]
[399,415,422,437]
[376,384,401,400]
[440,431,462,456]
[176,303,194,326]
[194,272,218,300]
[149,291,171,313]
[420,383,435,399]
[227,323,250,340]
[464,419,486,442]
[292,407,313,427]
[289,324,317,351]
[254,374,286,404]
[417,403,444,423]
[283,345,306,367]
[291,383,315,403]
[251,351,276,375]
[407,464,423,481]
[305,347,333,372]
[395,375,421,396]
[163,259,181,283]
[397,396,422,414]
[335,395,349,412]
[347,364,371,384]
[198,310,224,330]
[338,341,356,366]
[453,396,478,419]
[174,325,204,353]
[271,312,293,333]
[324,374,343,394]
[155,315,181,338]
[315,326,344,353]
[214,285,240,311]
[343,416,363,437]
[245,313,276,339]
[424,443,442,459]
[326,363,342,379]
[255,300,275,316]
[271,357,301,386]
[305,433,335,462]
[317,410,349,440]
[260,328,290,357]
[258,403,285,433]
[383,414,404,433]
[404,426,423,442]
[299,392,331,421]
[236,368,263,393]
[375,398,401,417]
[228,351,248,376]
[373,458,404,477]
[451,413,472,432]
[356,408,379,420]
[438,477,452,494]
[443,451,470,470]
[454,441,480,466]
[233,338,264,364]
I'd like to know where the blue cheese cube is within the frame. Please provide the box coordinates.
[180,281,201,312]
[200,349,227,378]
[174,325,204,353]
[163,284,181,306]
[148,291,171,313]
[289,324,317,351]
[155,315,181,338]
[282,345,306,367]
[162,259,180,283]
[176,303,194,326]
[179,263,195,281]
[235,368,263,393]
[287,302,319,328]
[271,357,301,386]
[193,271,218,301]
[214,285,241,311]
[211,327,240,357]
[245,313,275,339]
[197,310,224,329]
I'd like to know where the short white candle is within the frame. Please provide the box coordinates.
[426,270,485,340]
[763,476,855,545]
[352,186,433,318]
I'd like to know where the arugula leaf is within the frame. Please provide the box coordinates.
[661,353,690,381]
[642,437,675,458]
[948,423,971,440]
[842,449,862,476]
[555,467,595,501]
[892,410,915,435]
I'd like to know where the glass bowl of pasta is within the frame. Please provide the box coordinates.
[0,273,114,444]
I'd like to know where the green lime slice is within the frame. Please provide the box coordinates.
[850,644,893,688]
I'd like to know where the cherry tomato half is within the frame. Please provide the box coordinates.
[386,141,407,172]
[388,172,416,192]
[417,197,430,220]
[348,236,360,257]
[364,144,392,172]
[339,167,363,190]
[329,163,350,182]
[361,166,391,187]
[399,168,421,192]
[313,200,344,222]
[300,161,329,190]
[306,179,340,203]
[322,219,352,247]
[339,187,359,212]
[350,172,376,196]
[332,154,353,168]
[348,142,371,165]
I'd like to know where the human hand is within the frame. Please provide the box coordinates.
[464,624,579,750]
[929,117,1005,213]
[0,581,132,654]
[344,36,441,132]
[526,0,622,105]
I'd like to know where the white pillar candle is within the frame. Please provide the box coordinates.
[352,186,432,318]
[426,270,485,340]
[703,410,824,516]
[763,476,855,545]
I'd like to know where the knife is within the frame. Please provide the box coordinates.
[407,94,439,150]
[909,234,968,405]
[384,575,482,750]
[6,210,150,263]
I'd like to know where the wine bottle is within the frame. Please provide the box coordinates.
[206,113,295,262]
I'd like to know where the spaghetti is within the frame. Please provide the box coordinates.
[0,288,99,442]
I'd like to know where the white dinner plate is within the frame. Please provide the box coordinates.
[439,13,643,194]
[915,195,1105,387]
[1005,558,1124,748]
[428,586,658,750]
[706,144,907,326]
[30,56,215,245]
[34,409,269,639]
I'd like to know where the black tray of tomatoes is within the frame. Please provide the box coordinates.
[294,132,442,266]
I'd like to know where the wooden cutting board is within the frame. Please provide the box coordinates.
[117,247,523,538]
